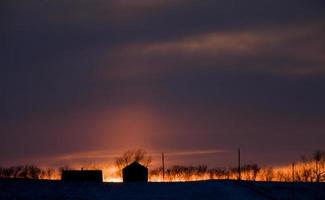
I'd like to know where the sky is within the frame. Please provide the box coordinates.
[1,0,325,168]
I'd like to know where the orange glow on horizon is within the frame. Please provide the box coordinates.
[37,161,322,183]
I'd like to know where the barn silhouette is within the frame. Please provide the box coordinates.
[61,170,103,182]
[122,161,148,182]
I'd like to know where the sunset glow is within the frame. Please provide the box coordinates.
[1,0,325,183]
[34,160,320,183]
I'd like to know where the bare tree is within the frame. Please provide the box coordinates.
[276,171,291,182]
[28,165,41,179]
[208,168,228,180]
[313,150,325,182]
[261,167,274,181]
[40,168,55,180]
[298,156,314,182]
[298,150,325,182]
[115,149,152,177]
[241,164,260,181]
[195,165,207,179]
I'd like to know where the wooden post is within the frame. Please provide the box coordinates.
[162,152,165,181]
[292,162,295,182]
[292,162,295,200]
[238,148,241,181]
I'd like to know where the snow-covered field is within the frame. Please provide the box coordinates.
[0,178,324,200]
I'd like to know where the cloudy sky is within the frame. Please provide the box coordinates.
[1,0,325,168]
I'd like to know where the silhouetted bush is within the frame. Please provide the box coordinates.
[0,165,59,180]
[0,165,43,179]
[260,167,274,181]
[241,164,260,181]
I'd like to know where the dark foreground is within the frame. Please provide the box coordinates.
[0,179,324,200]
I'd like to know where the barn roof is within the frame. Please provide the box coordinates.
[123,161,147,170]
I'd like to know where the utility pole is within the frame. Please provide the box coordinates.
[162,152,165,181]
[292,162,295,182]
[238,148,241,181]
[292,162,295,200]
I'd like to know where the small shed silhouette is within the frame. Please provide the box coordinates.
[61,170,103,182]
[122,161,148,182]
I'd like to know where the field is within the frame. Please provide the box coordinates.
[1,179,325,200]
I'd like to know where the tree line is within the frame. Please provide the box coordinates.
[149,150,325,182]
[0,149,324,182]
[0,165,57,180]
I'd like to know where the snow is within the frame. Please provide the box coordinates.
[0,179,324,200]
